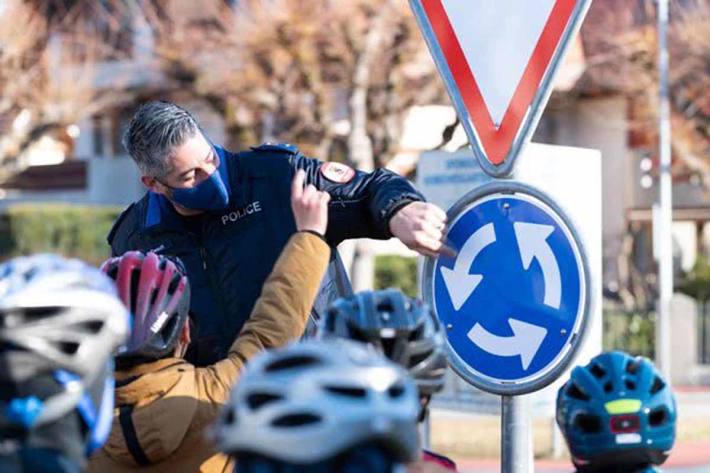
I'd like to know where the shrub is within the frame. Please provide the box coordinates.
[0,203,121,266]
[678,255,710,303]
[602,309,655,359]
[374,255,419,297]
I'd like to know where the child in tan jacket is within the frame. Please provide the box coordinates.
[88,170,331,473]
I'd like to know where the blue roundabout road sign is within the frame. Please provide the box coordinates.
[422,182,591,395]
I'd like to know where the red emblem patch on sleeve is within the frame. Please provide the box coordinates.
[320,162,355,184]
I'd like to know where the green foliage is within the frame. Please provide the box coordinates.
[678,255,710,302]
[374,255,419,297]
[603,309,655,359]
[0,204,121,266]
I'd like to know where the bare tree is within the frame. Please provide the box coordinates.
[582,0,709,191]
[0,0,133,180]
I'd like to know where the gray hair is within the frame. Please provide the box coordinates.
[123,101,201,178]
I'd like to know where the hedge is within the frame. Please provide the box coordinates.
[0,204,122,266]
[678,255,710,303]
[374,255,419,297]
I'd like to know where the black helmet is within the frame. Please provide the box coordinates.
[319,289,447,396]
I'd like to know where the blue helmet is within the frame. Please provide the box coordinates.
[556,351,676,472]
[0,254,130,470]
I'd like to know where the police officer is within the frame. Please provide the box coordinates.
[109,100,448,366]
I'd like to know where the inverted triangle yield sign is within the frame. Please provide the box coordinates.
[410,0,592,177]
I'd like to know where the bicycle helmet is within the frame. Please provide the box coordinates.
[214,339,420,467]
[319,289,447,396]
[101,250,190,363]
[556,351,677,472]
[0,254,129,463]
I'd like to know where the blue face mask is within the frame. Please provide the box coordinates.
[163,147,231,211]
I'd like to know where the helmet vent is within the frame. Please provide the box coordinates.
[129,270,141,315]
[271,413,321,427]
[325,385,367,399]
[106,266,119,280]
[149,288,160,309]
[409,350,430,368]
[625,360,640,375]
[381,337,397,359]
[649,407,668,426]
[348,325,371,344]
[603,382,613,393]
[74,320,104,335]
[224,408,236,425]
[246,392,283,410]
[566,383,590,401]
[590,364,606,379]
[408,325,425,342]
[167,275,181,294]
[265,355,321,372]
[388,384,405,398]
[56,340,80,355]
[624,379,636,391]
[22,306,62,322]
[650,376,665,395]
[574,413,602,433]
[376,300,394,315]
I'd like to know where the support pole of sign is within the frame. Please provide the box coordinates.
[655,0,673,380]
[421,411,431,450]
[501,395,532,473]
[551,417,565,459]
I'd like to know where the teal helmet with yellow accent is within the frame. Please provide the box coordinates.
[556,351,676,473]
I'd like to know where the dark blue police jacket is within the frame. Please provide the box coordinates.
[107,143,424,365]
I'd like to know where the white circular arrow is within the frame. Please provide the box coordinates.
[440,220,563,371]
[440,223,496,311]
[467,319,548,370]
[513,222,562,309]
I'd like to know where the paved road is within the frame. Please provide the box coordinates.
[439,388,710,473]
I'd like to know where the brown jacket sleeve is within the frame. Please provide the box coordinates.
[195,231,330,406]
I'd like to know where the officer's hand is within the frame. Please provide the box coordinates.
[389,201,453,258]
[291,169,330,236]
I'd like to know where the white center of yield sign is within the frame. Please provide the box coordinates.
[441,0,556,127]
[410,0,591,176]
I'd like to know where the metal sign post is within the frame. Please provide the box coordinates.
[655,0,673,381]
[502,395,532,473]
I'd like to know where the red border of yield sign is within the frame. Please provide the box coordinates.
[420,0,577,166]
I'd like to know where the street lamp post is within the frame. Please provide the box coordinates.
[656,0,673,380]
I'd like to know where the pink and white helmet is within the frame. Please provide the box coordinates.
[101,251,190,362]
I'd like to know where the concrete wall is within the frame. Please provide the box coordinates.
[669,293,703,386]
[87,156,144,206]
[534,96,630,289]
[535,96,630,241]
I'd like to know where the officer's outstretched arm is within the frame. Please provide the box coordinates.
[196,170,330,405]
[290,153,425,246]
